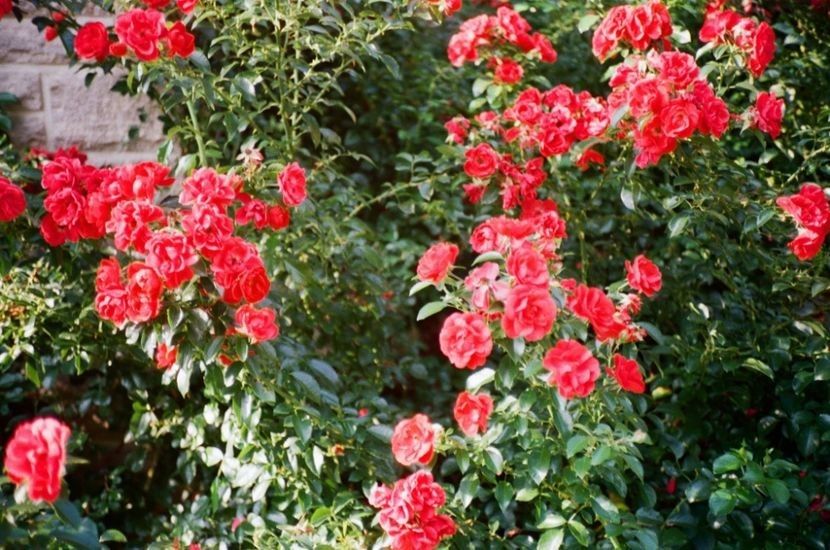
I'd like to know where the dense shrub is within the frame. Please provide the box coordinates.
[1,0,829,548]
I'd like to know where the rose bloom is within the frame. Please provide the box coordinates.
[278,162,307,207]
[543,340,600,399]
[463,143,500,179]
[165,21,195,58]
[416,242,459,284]
[609,354,646,394]
[180,168,236,209]
[506,244,548,287]
[142,0,170,8]
[625,254,662,297]
[753,91,784,139]
[125,262,163,323]
[268,204,291,230]
[439,312,493,369]
[155,343,178,369]
[234,304,279,343]
[501,284,556,342]
[181,203,234,259]
[659,98,700,139]
[576,148,606,171]
[74,22,110,62]
[114,8,167,62]
[223,264,271,304]
[566,284,628,342]
[777,183,830,260]
[492,57,524,85]
[787,229,826,261]
[453,391,493,437]
[369,470,456,550]
[106,200,165,253]
[3,417,71,503]
[444,116,470,144]
[145,229,199,289]
[0,177,26,221]
[390,413,438,466]
[177,0,197,13]
[1,0,12,18]
[235,197,269,229]
[748,22,776,77]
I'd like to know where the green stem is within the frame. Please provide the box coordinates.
[187,99,207,167]
[345,181,423,221]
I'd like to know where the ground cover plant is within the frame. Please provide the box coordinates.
[1,0,829,548]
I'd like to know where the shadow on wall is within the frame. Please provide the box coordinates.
[0,11,165,165]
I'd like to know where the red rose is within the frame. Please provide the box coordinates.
[416,242,459,284]
[651,51,701,89]
[699,97,730,138]
[463,143,500,179]
[445,116,470,144]
[659,98,700,139]
[74,22,110,62]
[492,57,524,85]
[44,187,84,228]
[439,312,493,369]
[44,26,58,42]
[566,284,628,341]
[181,203,234,259]
[142,0,170,8]
[543,340,600,399]
[224,264,270,304]
[608,354,646,394]
[453,391,494,437]
[531,33,557,63]
[506,244,548,287]
[501,284,556,342]
[96,257,123,292]
[3,417,71,503]
[390,413,438,466]
[369,471,456,549]
[776,183,830,233]
[165,21,195,58]
[236,198,269,229]
[145,229,198,289]
[210,236,261,287]
[0,0,12,19]
[234,304,279,343]
[95,288,129,326]
[576,148,606,171]
[181,168,236,209]
[278,162,307,207]
[748,22,776,77]
[625,254,662,297]
[267,204,291,230]
[789,230,827,260]
[105,200,165,253]
[628,77,669,118]
[0,177,26,221]
[177,0,197,13]
[753,91,784,139]
[125,262,163,323]
[496,6,531,44]
[114,8,167,62]
[592,6,629,60]
[155,343,177,369]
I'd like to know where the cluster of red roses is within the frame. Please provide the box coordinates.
[699,0,776,77]
[447,6,557,85]
[447,84,608,206]
[591,0,673,61]
[35,147,306,368]
[73,5,195,62]
[2,417,71,504]
[608,50,732,167]
[368,470,457,550]
[777,183,830,260]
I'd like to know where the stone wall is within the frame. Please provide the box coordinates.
[0,13,165,165]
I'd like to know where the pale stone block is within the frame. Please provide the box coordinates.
[0,68,42,110]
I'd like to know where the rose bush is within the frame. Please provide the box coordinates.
[2,0,830,548]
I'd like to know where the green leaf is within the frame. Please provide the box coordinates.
[741,358,773,379]
[308,359,340,388]
[53,499,82,528]
[203,447,223,467]
[484,447,504,475]
[685,480,711,503]
[592,495,620,523]
[99,529,127,543]
[566,434,590,458]
[473,251,504,265]
[713,453,742,474]
[233,464,261,488]
[416,301,448,321]
[291,371,321,400]
[494,482,513,513]
[765,479,790,504]
[537,528,564,550]
[537,513,566,529]
[568,520,590,546]
[590,445,613,466]
[529,448,551,485]
[466,367,495,392]
[577,14,600,33]
[709,489,736,516]
[455,474,479,508]
[408,280,433,296]
[668,214,691,238]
